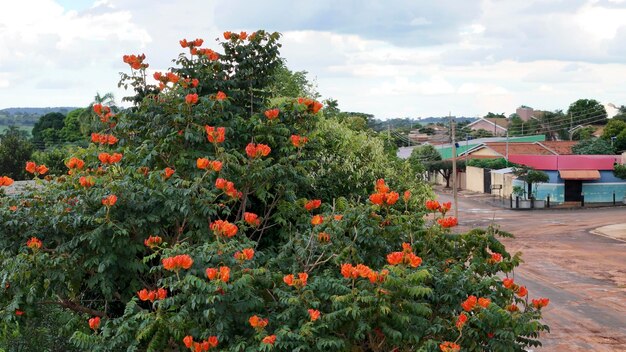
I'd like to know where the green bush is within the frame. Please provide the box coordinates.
[0,31,548,352]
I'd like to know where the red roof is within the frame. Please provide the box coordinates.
[508,155,621,171]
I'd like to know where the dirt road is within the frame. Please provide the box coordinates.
[436,190,626,351]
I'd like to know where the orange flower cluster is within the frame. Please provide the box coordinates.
[93,104,114,123]
[181,77,200,88]
[304,199,321,211]
[215,178,241,198]
[25,161,48,175]
[88,316,100,330]
[91,133,118,145]
[502,278,527,297]
[311,215,323,226]
[461,295,491,312]
[164,167,175,179]
[79,176,95,188]
[264,108,279,120]
[234,248,254,261]
[437,217,458,228]
[244,212,260,226]
[192,48,219,60]
[102,194,117,207]
[15,310,24,316]
[144,235,163,249]
[179,38,203,48]
[206,266,230,283]
[223,31,249,40]
[185,93,199,105]
[425,199,452,214]
[137,288,167,302]
[318,232,330,243]
[248,315,268,329]
[210,220,238,238]
[98,152,123,164]
[123,53,148,70]
[297,97,323,114]
[290,134,309,148]
[183,335,219,351]
[403,190,411,202]
[26,237,42,250]
[369,179,400,206]
[488,252,503,263]
[153,71,180,90]
[283,272,308,288]
[340,263,388,284]
[532,297,550,309]
[261,335,276,345]
[308,309,321,321]
[196,158,222,172]
[0,176,14,187]
[162,254,193,271]
[215,91,227,101]
[440,341,461,352]
[386,243,422,268]
[66,157,85,170]
[456,312,468,329]
[204,126,226,143]
[245,143,271,158]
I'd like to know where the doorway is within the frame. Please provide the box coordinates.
[564,180,582,201]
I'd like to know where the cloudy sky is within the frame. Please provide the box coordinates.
[1,0,626,119]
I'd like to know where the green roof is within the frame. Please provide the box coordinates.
[437,135,546,159]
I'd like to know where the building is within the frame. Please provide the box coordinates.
[466,118,509,136]
[459,141,577,159]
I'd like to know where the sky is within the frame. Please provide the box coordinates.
[1,0,626,119]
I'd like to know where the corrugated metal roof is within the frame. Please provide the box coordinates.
[508,155,621,171]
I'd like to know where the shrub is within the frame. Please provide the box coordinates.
[0,31,548,351]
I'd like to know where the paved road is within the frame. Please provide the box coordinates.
[436,190,626,352]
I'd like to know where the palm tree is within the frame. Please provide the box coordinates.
[78,92,117,136]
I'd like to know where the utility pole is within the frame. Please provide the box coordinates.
[450,112,458,219]
[505,131,509,167]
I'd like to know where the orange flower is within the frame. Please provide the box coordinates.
[223,31,232,40]
[341,263,355,279]
[248,315,268,329]
[333,215,343,221]
[162,254,193,271]
[261,335,276,345]
[183,336,194,348]
[506,304,519,312]
[264,108,279,120]
[144,235,162,249]
[25,161,37,174]
[66,157,85,170]
[211,220,238,238]
[405,252,422,267]
[204,125,226,143]
[318,232,330,243]
[239,31,247,40]
[440,341,461,352]
[79,176,95,188]
[137,288,166,302]
[89,316,101,330]
[290,134,309,148]
[369,193,384,205]
[425,199,440,211]
[215,91,227,101]
[478,297,491,308]
[297,97,323,113]
[196,158,210,170]
[461,295,477,312]
[98,152,123,164]
[122,53,148,70]
[15,309,24,316]
[164,167,175,179]
[440,201,452,214]
[210,160,223,172]
[375,179,389,193]
[403,190,411,202]
[185,93,198,105]
[385,191,399,205]
[283,274,294,286]
[490,253,503,263]
[456,312,468,329]
[532,297,550,309]
[37,165,48,175]
[516,285,528,297]
[386,252,403,265]
[215,178,227,189]
[102,194,117,207]
[304,199,321,211]
[308,309,320,321]
[311,215,323,226]
[283,273,308,288]
[437,217,458,228]
[0,176,14,187]
[234,248,255,261]
[502,278,514,289]
[244,212,260,227]
[26,237,42,250]
[245,143,271,158]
